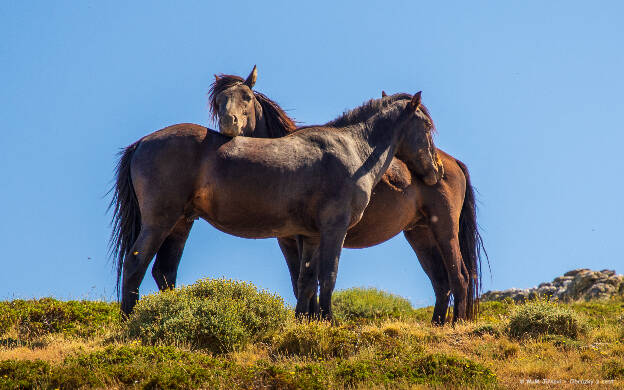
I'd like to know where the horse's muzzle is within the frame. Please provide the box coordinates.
[219,115,243,137]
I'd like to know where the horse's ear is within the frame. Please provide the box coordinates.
[409,91,422,110]
[214,74,220,81]
[381,90,387,98]
[244,65,257,88]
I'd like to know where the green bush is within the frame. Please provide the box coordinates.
[507,301,587,340]
[0,359,51,389]
[332,288,414,322]
[124,278,289,353]
[0,298,119,339]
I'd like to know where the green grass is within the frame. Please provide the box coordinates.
[0,298,119,340]
[1,281,622,389]
[331,287,415,322]
[0,345,496,390]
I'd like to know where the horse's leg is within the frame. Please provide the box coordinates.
[152,219,194,291]
[426,213,468,323]
[404,227,451,325]
[278,236,320,315]
[121,223,175,315]
[317,214,350,320]
[295,239,320,317]
[278,236,301,299]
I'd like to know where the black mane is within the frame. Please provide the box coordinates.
[327,93,436,132]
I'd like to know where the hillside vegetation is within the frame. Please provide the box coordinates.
[1,279,623,389]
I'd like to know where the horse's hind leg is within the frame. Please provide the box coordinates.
[278,236,319,315]
[278,237,300,298]
[152,220,194,290]
[404,227,451,325]
[121,220,178,315]
[426,214,468,323]
[295,239,320,318]
[294,214,349,319]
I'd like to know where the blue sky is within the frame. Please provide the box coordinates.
[1,1,622,307]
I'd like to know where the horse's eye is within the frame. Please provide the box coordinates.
[243,94,252,101]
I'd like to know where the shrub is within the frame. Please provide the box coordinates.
[0,360,51,389]
[0,298,119,339]
[124,278,289,353]
[332,288,414,322]
[507,301,587,340]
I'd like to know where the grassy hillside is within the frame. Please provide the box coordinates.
[1,281,622,389]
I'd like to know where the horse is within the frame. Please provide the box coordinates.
[207,66,486,324]
[110,88,443,318]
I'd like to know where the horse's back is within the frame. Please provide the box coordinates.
[131,123,226,223]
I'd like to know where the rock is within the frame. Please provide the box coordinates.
[584,283,616,300]
[564,269,590,277]
[481,269,623,303]
[536,285,558,297]
[553,276,574,285]
[605,275,623,287]
[569,271,601,299]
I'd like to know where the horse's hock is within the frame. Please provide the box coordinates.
[481,269,624,303]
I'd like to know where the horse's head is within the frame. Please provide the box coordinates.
[209,66,260,137]
[209,66,296,139]
[396,92,444,185]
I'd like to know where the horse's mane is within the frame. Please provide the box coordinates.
[254,91,297,137]
[208,74,297,138]
[326,93,436,132]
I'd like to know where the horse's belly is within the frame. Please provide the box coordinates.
[344,179,418,248]
[202,209,295,239]
[194,188,305,239]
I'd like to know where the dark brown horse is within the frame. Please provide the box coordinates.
[110,88,443,317]
[208,67,486,324]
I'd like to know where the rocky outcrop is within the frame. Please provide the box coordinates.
[481,269,624,303]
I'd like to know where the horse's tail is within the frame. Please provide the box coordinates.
[108,142,141,300]
[455,159,487,321]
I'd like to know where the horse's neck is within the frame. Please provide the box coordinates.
[347,118,403,186]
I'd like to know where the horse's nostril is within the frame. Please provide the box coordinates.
[232,116,238,124]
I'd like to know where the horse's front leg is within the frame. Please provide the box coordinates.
[317,214,350,321]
